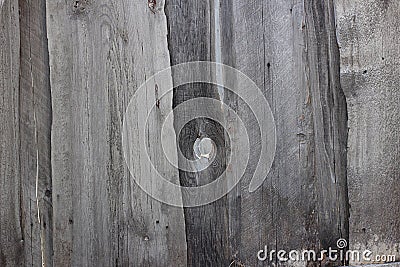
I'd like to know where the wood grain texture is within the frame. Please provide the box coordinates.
[227,0,349,265]
[165,1,231,265]
[0,0,22,266]
[0,0,398,265]
[19,0,53,265]
[166,0,348,266]
[46,0,186,265]
[335,0,400,264]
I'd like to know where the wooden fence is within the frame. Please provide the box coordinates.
[0,0,399,266]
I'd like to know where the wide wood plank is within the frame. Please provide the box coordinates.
[228,0,349,265]
[46,0,186,265]
[165,0,348,266]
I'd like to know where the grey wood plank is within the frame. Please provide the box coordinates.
[18,0,53,265]
[46,0,186,265]
[165,1,231,265]
[335,0,400,265]
[228,0,349,265]
[0,0,23,266]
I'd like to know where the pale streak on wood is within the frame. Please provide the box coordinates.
[0,0,22,266]
[335,0,400,264]
[46,0,186,265]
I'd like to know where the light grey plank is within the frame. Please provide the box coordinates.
[335,0,400,265]
[46,0,186,265]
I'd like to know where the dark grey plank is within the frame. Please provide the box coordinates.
[165,1,232,265]
[18,0,53,265]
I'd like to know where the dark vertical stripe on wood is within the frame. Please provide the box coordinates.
[165,1,232,265]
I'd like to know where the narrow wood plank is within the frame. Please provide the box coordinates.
[165,1,232,265]
[335,0,400,264]
[46,0,186,265]
[19,0,53,265]
[0,0,23,266]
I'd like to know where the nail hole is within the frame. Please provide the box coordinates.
[45,189,51,197]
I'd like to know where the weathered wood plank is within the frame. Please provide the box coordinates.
[46,0,186,265]
[0,0,22,266]
[335,0,400,264]
[165,1,233,265]
[228,0,349,265]
[19,0,53,265]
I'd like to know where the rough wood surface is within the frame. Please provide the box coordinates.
[165,0,348,266]
[226,0,349,265]
[165,1,231,265]
[335,0,400,264]
[0,0,399,266]
[19,0,53,265]
[46,0,186,265]
[0,0,22,266]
